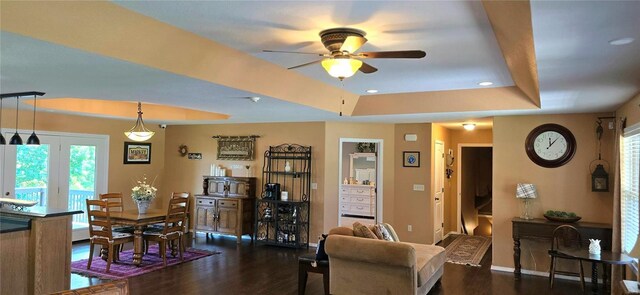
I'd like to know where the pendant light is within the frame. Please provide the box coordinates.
[0,91,45,145]
[124,102,154,142]
[0,98,6,145]
[26,93,40,145]
[9,96,23,145]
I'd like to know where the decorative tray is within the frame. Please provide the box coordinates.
[543,214,581,223]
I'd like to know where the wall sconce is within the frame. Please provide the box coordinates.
[591,163,609,192]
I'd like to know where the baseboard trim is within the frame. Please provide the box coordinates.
[490,265,602,283]
[443,231,459,240]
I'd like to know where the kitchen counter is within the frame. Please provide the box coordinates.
[0,207,82,294]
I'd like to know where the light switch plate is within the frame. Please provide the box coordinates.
[408,225,413,232]
[311,183,318,190]
[413,184,425,191]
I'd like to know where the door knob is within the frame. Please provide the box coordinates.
[435,198,440,201]
[5,192,9,196]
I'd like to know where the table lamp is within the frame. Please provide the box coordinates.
[628,234,640,287]
[516,183,537,220]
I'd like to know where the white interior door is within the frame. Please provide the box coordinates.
[434,141,445,243]
[1,130,109,241]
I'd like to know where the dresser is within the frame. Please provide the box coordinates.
[195,176,256,243]
[339,184,376,226]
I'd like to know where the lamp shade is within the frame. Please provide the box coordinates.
[9,132,22,145]
[629,234,640,259]
[321,57,363,79]
[516,183,537,199]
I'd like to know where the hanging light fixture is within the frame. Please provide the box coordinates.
[0,92,45,146]
[27,93,40,145]
[124,102,154,142]
[0,97,5,145]
[321,56,362,80]
[9,96,23,145]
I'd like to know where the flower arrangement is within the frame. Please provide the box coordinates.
[131,175,158,202]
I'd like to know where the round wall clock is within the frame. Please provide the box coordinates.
[525,123,576,168]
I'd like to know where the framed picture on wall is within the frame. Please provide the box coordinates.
[403,151,420,167]
[124,142,152,164]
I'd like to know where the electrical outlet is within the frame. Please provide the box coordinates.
[413,184,425,191]
[609,121,615,129]
[408,225,413,232]
[311,183,318,190]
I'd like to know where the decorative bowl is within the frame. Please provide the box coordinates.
[543,214,581,223]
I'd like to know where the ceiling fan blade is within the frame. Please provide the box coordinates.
[288,60,322,70]
[359,62,378,74]
[340,36,368,53]
[263,49,325,56]
[357,50,426,59]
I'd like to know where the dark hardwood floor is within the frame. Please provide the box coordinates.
[71,234,597,295]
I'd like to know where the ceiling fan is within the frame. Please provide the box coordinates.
[264,28,426,80]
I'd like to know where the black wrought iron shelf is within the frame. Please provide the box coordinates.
[255,143,311,249]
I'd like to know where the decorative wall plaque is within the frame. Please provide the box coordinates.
[212,135,259,161]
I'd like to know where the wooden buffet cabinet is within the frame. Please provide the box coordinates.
[195,176,256,243]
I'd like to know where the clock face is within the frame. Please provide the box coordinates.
[533,131,568,161]
[525,124,576,168]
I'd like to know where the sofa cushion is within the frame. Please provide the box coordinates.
[383,223,400,242]
[328,226,354,236]
[372,224,394,241]
[405,242,446,287]
[353,222,378,239]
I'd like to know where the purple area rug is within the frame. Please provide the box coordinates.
[71,245,219,280]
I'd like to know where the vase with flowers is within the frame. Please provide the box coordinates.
[131,176,157,214]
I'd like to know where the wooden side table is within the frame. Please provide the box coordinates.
[621,280,640,294]
[298,253,329,295]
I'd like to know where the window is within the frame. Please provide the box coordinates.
[622,123,640,254]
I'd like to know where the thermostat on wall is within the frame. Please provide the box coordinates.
[405,134,417,142]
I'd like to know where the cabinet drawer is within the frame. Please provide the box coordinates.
[340,187,350,195]
[196,198,215,206]
[350,188,372,196]
[349,196,372,205]
[339,196,349,203]
[218,199,238,208]
[340,204,373,216]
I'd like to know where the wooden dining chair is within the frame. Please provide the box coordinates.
[143,196,190,266]
[86,199,134,273]
[548,225,585,291]
[99,192,133,253]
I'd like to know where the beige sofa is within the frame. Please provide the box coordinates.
[325,227,446,295]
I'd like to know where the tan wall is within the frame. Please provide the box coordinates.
[393,123,431,243]
[617,92,640,126]
[162,122,325,240]
[492,114,614,270]
[324,122,395,235]
[446,129,493,233]
[1,109,166,211]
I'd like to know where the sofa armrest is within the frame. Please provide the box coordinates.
[325,235,416,267]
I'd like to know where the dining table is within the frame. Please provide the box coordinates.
[102,209,167,266]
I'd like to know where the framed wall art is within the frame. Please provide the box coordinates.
[212,135,260,161]
[403,151,420,168]
[124,142,152,164]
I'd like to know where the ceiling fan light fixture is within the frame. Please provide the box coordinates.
[124,102,155,142]
[321,57,362,79]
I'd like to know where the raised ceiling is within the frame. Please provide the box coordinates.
[0,1,638,124]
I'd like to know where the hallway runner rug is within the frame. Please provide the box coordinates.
[444,235,491,267]
[71,245,219,280]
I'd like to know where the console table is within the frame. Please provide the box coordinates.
[511,217,612,279]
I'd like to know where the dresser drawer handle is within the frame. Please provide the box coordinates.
[356,206,364,210]
[357,198,364,201]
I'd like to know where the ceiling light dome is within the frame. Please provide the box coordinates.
[321,57,362,80]
[463,123,476,131]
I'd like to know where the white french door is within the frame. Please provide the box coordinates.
[1,130,109,241]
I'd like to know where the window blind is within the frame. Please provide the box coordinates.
[621,124,640,254]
